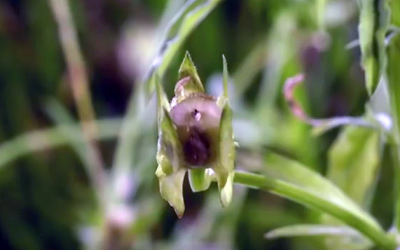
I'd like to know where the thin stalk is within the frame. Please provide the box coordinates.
[233,171,397,250]
[390,143,400,232]
[0,119,121,170]
[49,0,107,205]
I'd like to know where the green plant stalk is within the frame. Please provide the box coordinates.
[390,143,400,232]
[234,171,397,250]
[0,119,121,169]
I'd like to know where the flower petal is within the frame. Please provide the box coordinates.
[188,168,212,192]
[219,172,235,207]
[217,55,229,108]
[174,51,205,99]
[157,167,187,218]
[214,102,235,207]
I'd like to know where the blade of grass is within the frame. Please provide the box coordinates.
[0,119,121,169]
[49,0,106,204]
[326,126,381,209]
[387,31,400,232]
[316,0,328,30]
[265,224,363,239]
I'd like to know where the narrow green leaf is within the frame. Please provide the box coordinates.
[265,224,372,250]
[188,169,211,192]
[327,126,381,208]
[234,153,396,250]
[387,31,400,232]
[265,224,363,239]
[389,0,400,26]
[316,0,328,30]
[144,0,223,96]
[358,0,390,95]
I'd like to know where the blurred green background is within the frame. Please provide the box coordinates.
[0,0,395,249]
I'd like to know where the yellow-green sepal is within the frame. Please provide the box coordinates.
[188,168,212,192]
[156,167,187,218]
[175,51,205,98]
[217,55,229,108]
[215,102,235,207]
[155,73,188,217]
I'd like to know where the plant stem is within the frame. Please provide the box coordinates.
[390,143,400,232]
[0,119,121,170]
[49,0,107,205]
[233,171,397,250]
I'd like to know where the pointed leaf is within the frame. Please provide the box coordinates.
[358,0,390,95]
[219,172,234,207]
[327,126,381,208]
[387,28,400,232]
[175,51,204,96]
[214,103,235,207]
[156,168,187,218]
[217,55,229,107]
[188,168,212,192]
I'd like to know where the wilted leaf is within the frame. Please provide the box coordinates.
[283,74,381,136]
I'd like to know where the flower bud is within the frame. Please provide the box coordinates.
[155,51,236,217]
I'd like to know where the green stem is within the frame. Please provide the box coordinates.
[233,171,397,250]
[0,119,121,169]
[391,144,400,232]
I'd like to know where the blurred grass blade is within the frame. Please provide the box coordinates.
[0,119,121,169]
[265,224,362,239]
[358,0,390,95]
[327,126,381,209]
[266,224,373,250]
[387,31,400,232]
[234,153,396,250]
[232,38,267,99]
[316,0,328,30]
[144,0,223,96]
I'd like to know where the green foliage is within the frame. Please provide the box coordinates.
[2,0,400,250]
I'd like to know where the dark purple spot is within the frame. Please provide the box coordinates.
[183,127,211,167]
